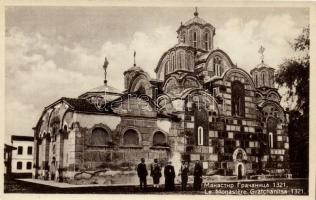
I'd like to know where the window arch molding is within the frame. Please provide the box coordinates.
[121,127,142,147]
[89,124,112,146]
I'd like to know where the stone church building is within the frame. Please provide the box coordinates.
[33,10,290,182]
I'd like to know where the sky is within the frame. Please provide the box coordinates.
[5,6,309,143]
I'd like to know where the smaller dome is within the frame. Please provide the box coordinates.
[78,84,122,101]
[251,61,275,74]
[123,65,145,75]
[87,84,122,94]
[255,61,271,69]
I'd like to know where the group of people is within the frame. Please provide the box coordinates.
[137,158,203,191]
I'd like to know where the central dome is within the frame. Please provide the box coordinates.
[176,8,216,51]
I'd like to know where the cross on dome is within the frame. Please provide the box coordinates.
[258,45,265,63]
[133,50,136,66]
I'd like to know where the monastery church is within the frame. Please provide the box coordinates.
[33,9,290,182]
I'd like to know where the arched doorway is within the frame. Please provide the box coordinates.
[237,164,243,179]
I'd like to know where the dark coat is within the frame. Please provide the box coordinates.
[137,163,148,179]
[151,163,162,184]
[194,163,203,177]
[180,165,189,182]
[193,163,203,190]
[164,165,175,191]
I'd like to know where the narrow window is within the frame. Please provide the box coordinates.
[262,73,265,86]
[267,117,277,148]
[204,32,209,50]
[172,55,175,71]
[17,161,22,170]
[17,146,23,155]
[165,61,170,74]
[269,132,274,148]
[179,52,184,69]
[27,146,32,155]
[214,57,222,76]
[198,126,204,146]
[26,162,32,170]
[231,81,245,117]
[193,32,197,48]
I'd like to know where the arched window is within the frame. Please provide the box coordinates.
[198,126,204,146]
[91,127,110,146]
[255,74,258,87]
[123,129,139,146]
[204,32,209,50]
[267,117,277,148]
[262,72,265,86]
[187,53,193,71]
[172,54,175,71]
[167,61,171,73]
[137,85,146,94]
[214,57,222,76]
[153,131,166,146]
[165,61,169,74]
[63,125,68,132]
[193,32,197,48]
[182,32,186,43]
[269,132,274,148]
[231,81,245,117]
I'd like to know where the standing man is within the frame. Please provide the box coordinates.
[164,161,175,191]
[193,160,203,191]
[179,161,189,191]
[151,158,162,189]
[137,158,148,191]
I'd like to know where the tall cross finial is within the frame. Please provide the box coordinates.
[133,50,136,66]
[194,7,199,17]
[258,45,265,63]
[102,57,109,85]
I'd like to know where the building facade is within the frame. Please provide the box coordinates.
[11,135,34,176]
[33,10,290,182]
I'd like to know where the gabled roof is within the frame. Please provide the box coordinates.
[62,97,117,114]
[43,97,117,115]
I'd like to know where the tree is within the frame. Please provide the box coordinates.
[275,26,309,178]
